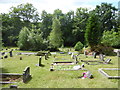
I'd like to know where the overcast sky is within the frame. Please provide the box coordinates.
[0,0,119,14]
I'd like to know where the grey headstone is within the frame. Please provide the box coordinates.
[93,52,97,58]
[39,56,42,66]
[23,66,31,83]
[99,54,104,61]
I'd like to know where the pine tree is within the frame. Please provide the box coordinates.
[49,19,63,48]
[85,14,101,50]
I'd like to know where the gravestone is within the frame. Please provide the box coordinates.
[93,52,97,58]
[81,63,85,68]
[117,51,120,57]
[99,54,104,61]
[84,50,88,58]
[39,56,42,66]
[74,56,78,64]
[20,57,22,60]
[86,71,93,79]
[104,59,111,64]
[1,52,5,56]
[71,53,75,59]
[45,54,48,60]
[23,66,31,83]
[9,50,13,57]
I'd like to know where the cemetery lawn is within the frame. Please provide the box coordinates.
[0,48,119,88]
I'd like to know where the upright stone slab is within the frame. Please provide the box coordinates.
[74,56,78,64]
[20,56,22,60]
[84,50,88,58]
[39,56,42,66]
[93,52,97,58]
[23,66,31,83]
[45,54,48,60]
[9,50,13,57]
[99,54,104,61]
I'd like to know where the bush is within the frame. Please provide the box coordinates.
[36,51,51,56]
[74,41,83,51]
[101,29,120,48]
[93,44,116,56]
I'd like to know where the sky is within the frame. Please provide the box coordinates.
[0,0,119,14]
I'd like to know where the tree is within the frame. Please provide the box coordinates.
[72,8,89,45]
[101,28,120,48]
[18,27,30,50]
[49,19,63,48]
[94,3,117,32]
[40,10,53,39]
[85,13,101,50]
[9,3,39,23]
[74,41,83,51]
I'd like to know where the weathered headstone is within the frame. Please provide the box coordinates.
[99,54,104,61]
[71,53,75,59]
[86,71,93,79]
[74,55,78,64]
[9,50,13,57]
[104,59,111,64]
[20,57,22,60]
[117,51,120,57]
[81,63,85,68]
[23,66,31,83]
[84,50,88,58]
[93,52,97,58]
[45,54,47,60]
[1,52,5,56]
[39,56,42,66]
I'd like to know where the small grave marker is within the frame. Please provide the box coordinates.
[20,57,22,60]
[45,54,48,60]
[99,54,104,61]
[93,52,97,58]
[38,56,42,66]
[23,66,31,83]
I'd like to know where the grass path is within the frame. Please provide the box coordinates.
[0,49,119,88]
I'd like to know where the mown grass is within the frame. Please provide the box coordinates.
[0,48,119,88]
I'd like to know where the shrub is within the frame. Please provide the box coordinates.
[101,29,120,48]
[93,44,116,56]
[74,41,83,51]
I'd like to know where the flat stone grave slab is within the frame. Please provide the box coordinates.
[51,65,87,71]
[53,61,75,65]
[98,68,120,79]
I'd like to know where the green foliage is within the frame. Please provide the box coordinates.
[49,19,63,48]
[18,26,47,51]
[74,41,83,51]
[17,27,30,50]
[85,14,101,50]
[94,44,116,56]
[101,29,120,48]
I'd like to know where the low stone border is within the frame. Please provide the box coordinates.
[0,66,31,84]
[98,68,120,79]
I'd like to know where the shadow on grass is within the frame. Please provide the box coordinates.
[36,64,45,67]
[24,76,32,84]
[0,68,10,73]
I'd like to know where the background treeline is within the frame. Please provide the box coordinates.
[1,3,120,51]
